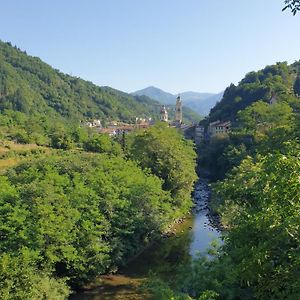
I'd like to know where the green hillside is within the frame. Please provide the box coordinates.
[204,61,300,125]
[0,41,162,124]
[148,63,300,300]
[199,61,300,180]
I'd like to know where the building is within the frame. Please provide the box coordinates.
[194,125,205,144]
[84,119,102,128]
[160,105,168,122]
[175,95,183,124]
[208,120,231,136]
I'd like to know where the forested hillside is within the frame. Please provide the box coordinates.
[0,40,198,299]
[204,62,300,124]
[0,122,197,299]
[147,62,300,300]
[0,40,162,128]
[199,61,300,180]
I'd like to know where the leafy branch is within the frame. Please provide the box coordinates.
[283,0,300,15]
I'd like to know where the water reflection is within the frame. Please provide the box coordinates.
[124,217,193,279]
[189,210,220,257]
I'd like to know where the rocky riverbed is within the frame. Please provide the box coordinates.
[192,179,223,232]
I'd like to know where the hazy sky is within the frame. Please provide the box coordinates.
[1,0,300,94]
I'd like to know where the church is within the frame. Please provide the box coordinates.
[159,95,183,127]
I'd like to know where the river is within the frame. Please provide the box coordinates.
[70,179,221,300]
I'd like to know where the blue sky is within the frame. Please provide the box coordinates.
[1,0,299,94]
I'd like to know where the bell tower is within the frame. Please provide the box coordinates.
[175,95,182,124]
[160,105,168,122]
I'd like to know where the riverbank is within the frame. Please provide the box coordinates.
[71,179,222,300]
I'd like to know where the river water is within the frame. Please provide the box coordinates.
[71,179,221,300]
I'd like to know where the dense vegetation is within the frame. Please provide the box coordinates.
[128,123,197,215]
[205,62,297,124]
[146,62,300,299]
[0,40,193,148]
[199,61,300,180]
[1,38,300,300]
[0,37,199,299]
[0,40,164,123]
[0,121,197,298]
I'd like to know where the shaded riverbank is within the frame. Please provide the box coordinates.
[71,179,221,300]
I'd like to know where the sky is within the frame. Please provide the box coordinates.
[0,0,300,94]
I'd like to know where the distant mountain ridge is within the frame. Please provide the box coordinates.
[132,86,223,116]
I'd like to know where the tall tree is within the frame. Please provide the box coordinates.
[129,123,197,215]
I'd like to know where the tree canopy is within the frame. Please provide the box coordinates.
[0,120,197,298]
[128,122,197,216]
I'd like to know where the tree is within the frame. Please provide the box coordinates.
[128,123,197,215]
[283,0,300,15]
[293,74,300,96]
[50,132,74,150]
[214,150,300,299]
[83,133,122,156]
[0,249,70,300]
[1,151,176,289]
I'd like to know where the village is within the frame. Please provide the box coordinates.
[82,94,232,145]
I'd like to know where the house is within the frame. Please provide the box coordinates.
[84,119,102,128]
[208,120,231,136]
[194,126,205,144]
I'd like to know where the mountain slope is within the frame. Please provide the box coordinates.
[132,86,222,116]
[0,41,161,124]
[183,91,224,116]
[205,62,300,125]
[132,87,202,122]
[133,86,175,104]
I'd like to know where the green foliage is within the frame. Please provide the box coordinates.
[237,101,294,132]
[142,277,185,300]
[214,149,300,299]
[188,61,300,300]
[198,291,219,300]
[293,74,300,96]
[128,122,197,216]
[206,62,294,124]
[0,249,70,300]
[0,40,166,146]
[1,151,182,292]
[197,134,232,180]
[236,101,296,151]
[152,147,300,299]
[199,92,298,181]
[50,132,74,149]
[83,133,122,155]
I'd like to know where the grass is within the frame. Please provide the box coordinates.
[0,157,21,171]
[0,140,49,172]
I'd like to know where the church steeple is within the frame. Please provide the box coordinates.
[175,95,182,124]
[160,105,168,122]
